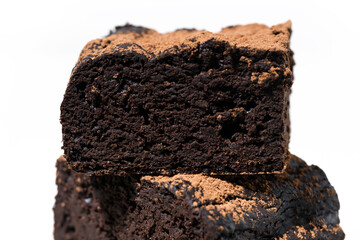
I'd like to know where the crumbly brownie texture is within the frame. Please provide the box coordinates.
[54,156,138,239]
[61,22,294,175]
[54,155,344,239]
[277,224,344,240]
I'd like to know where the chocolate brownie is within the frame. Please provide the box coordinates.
[60,22,294,175]
[54,155,344,239]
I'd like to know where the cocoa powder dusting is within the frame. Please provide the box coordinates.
[143,173,276,226]
[77,21,291,65]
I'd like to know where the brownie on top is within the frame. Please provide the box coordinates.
[61,22,294,175]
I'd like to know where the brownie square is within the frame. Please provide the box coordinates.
[54,155,344,239]
[61,22,294,175]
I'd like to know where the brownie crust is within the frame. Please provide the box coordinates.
[54,154,344,239]
[61,22,294,175]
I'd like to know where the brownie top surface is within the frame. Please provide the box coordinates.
[142,155,307,200]
[78,21,291,64]
[141,154,338,228]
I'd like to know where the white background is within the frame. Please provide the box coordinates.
[0,0,359,239]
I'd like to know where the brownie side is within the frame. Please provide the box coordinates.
[53,156,138,240]
[54,155,344,239]
[61,22,294,175]
[54,156,204,239]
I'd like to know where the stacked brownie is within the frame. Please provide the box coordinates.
[55,22,344,239]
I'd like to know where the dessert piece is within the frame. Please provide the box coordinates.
[54,155,344,239]
[61,22,294,175]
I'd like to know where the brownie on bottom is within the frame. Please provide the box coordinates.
[54,155,344,240]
